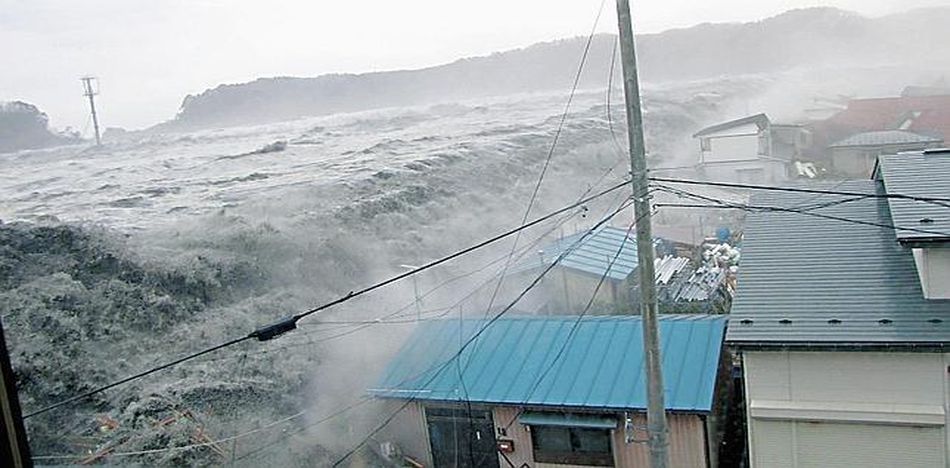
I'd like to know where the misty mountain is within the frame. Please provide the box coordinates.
[0,101,80,153]
[162,7,950,130]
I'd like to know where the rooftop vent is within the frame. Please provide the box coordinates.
[778,319,793,325]
[739,318,754,325]
[878,318,893,325]
[827,318,842,325]
[927,318,943,324]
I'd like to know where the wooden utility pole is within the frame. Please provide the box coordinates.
[614,1,669,467]
[80,76,102,146]
[0,318,32,468]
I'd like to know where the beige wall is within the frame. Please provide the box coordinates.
[743,351,950,468]
[380,401,432,466]
[493,407,709,468]
[555,269,625,314]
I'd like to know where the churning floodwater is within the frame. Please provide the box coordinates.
[0,83,746,465]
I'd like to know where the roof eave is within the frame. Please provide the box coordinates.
[369,395,713,415]
[726,340,947,353]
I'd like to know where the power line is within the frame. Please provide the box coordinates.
[657,201,950,238]
[503,208,644,430]
[224,194,629,460]
[480,0,609,323]
[22,336,250,419]
[22,180,629,420]
[652,183,873,213]
[649,176,950,208]
[653,183,950,237]
[329,198,634,467]
[192,206,601,367]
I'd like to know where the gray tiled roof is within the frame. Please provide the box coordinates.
[829,130,942,148]
[876,150,950,243]
[726,180,950,348]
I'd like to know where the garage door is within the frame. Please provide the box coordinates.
[752,419,945,468]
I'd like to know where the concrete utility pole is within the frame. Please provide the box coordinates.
[80,76,102,146]
[614,1,669,467]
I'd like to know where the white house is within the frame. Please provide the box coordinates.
[693,114,808,183]
[727,149,950,467]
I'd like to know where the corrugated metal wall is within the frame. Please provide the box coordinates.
[492,407,709,468]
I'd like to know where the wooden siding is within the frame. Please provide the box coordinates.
[381,401,432,466]
[492,407,709,468]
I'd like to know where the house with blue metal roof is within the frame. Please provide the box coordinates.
[727,152,950,468]
[508,226,726,315]
[370,314,732,468]
[507,226,641,314]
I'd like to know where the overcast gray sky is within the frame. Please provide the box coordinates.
[2,0,946,130]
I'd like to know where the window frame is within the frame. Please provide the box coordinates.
[529,425,614,466]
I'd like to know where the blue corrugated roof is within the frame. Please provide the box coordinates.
[515,226,639,281]
[370,315,727,412]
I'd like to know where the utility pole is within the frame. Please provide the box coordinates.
[0,318,32,468]
[80,76,102,146]
[615,1,669,467]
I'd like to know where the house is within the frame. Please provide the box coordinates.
[508,226,728,314]
[693,114,809,183]
[726,150,950,467]
[517,226,640,313]
[827,130,943,177]
[811,94,950,154]
[370,314,731,468]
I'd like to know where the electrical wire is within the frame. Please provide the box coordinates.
[653,185,950,237]
[503,208,645,430]
[480,0,610,322]
[649,176,950,208]
[193,207,599,367]
[22,180,630,420]
[329,198,634,467]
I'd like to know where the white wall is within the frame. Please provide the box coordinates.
[913,247,950,300]
[700,159,787,184]
[743,351,949,468]
[700,122,762,163]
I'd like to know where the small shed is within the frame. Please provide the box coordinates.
[509,226,641,313]
[370,314,731,468]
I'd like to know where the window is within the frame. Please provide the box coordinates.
[530,426,614,466]
[757,132,770,155]
[700,137,711,152]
